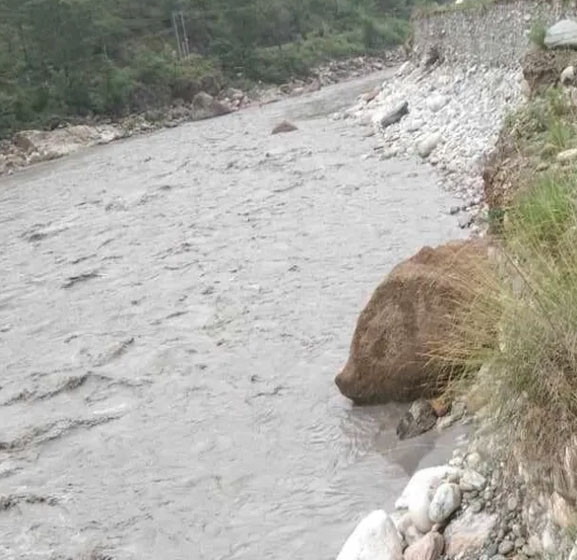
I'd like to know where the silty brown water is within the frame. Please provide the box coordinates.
[0,71,466,560]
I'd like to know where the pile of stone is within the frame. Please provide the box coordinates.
[336,449,545,560]
[347,61,524,227]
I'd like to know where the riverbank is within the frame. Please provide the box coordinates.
[0,52,403,177]
[334,8,577,560]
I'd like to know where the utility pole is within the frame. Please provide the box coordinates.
[180,12,190,57]
[171,10,190,59]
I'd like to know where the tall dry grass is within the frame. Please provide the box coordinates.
[435,152,577,466]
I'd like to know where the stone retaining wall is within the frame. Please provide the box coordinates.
[413,0,577,67]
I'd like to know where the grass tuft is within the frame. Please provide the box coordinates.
[529,20,547,49]
[433,87,577,469]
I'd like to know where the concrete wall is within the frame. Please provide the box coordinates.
[413,0,577,67]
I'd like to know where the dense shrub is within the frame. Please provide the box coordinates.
[0,0,414,137]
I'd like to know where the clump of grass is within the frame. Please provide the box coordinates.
[506,87,577,157]
[434,168,577,469]
[529,19,547,49]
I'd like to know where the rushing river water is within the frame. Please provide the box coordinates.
[0,72,466,560]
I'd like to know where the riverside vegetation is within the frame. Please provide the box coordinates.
[0,0,417,138]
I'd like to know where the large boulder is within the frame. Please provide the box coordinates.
[545,20,577,49]
[335,240,486,404]
[192,92,231,120]
[336,510,403,560]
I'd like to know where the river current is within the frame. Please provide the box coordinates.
[0,71,465,560]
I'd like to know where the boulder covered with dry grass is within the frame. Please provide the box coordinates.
[335,240,488,404]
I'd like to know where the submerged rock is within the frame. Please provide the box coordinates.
[335,240,487,404]
[271,120,299,135]
[336,510,403,560]
[396,399,438,440]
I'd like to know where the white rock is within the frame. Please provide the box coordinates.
[395,466,461,533]
[396,61,411,77]
[557,148,577,162]
[561,66,575,85]
[427,94,449,112]
[417,133,442,158]
[568,540,577,560]
[541,521,561,555]
[466,452,482,469]
[459,470,487,491]
[545,20,577,49]
[428,483,462,523]
[336,510,403,560]
[393,512,413,535]
[405,119,424,133]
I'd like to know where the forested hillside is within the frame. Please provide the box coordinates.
[0,0,415,137]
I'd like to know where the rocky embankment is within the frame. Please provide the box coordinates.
[335,14,577,560]
[347,58,524,231]
[0,53,402,176]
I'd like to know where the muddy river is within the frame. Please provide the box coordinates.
[0,72,466,560]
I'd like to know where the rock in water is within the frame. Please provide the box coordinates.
[544,20,577,49]
[335,240,486,404]
[271,120,298,135]
[336,510,403,560]
[417,133,442,158]
[379,101,409,129]
[396,399,437,440]
[428,483,462,523]
[403,532,445,560]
